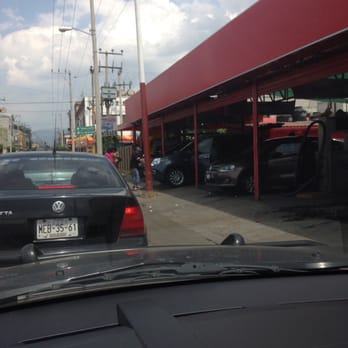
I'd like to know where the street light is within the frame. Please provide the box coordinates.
[58,2,102,154]
[58,27,90,35]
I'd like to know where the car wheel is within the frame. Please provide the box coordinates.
[238,172,254,194]
[166,168,185,187]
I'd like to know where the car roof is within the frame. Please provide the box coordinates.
[0,151,105,160]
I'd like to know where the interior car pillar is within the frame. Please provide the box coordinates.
[252,82,260,201]
[193,103,199,188]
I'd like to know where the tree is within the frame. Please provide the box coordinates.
[102,135,120,153]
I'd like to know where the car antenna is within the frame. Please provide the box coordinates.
[53,138,57,155]
[52,118,57,155]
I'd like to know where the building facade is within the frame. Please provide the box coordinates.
[0,112,32,152]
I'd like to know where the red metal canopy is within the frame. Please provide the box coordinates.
[124,0,348,124]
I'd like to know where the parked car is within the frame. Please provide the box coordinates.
[151,133,253,187]
[0,151,147,266]
[205,136,344,193]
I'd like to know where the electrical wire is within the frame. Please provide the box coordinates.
[52,0,131,126]
[102,0,130,39]
[63,0,78,74]
[75,0,104,95]
[56,0,67,76]
[4,101,70,105]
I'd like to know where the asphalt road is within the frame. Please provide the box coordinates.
[133,184,348,248]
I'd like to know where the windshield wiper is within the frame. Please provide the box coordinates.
[63,261,307,285]
[0,262,323,308]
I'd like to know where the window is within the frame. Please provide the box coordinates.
[0,156,122,190]
[270,142,301,158]
[198,138,213,154]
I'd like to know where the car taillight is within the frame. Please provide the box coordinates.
[119,206,145,238]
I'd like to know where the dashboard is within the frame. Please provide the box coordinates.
[1,273,348,347]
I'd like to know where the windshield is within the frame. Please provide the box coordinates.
[1,0,348,308]
[0,154,123,189]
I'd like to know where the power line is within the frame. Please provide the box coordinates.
[57,0,67,75]
[4,101,70,105]
[103,0,130,39]
[63,0,78,74]
[75,0,104,96]
[6,110,68,113]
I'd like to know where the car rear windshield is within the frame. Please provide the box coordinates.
[0,155,123,190]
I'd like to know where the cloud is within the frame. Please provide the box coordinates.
[0,7,25,32]
[0,0,257,131]
[1,27,52,88]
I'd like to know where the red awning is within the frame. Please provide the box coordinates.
[125,0,348,124]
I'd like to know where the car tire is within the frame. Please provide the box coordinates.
[166,168,185,187]
[238,172,254,194]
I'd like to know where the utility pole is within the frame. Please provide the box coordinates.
[99,49,123,116]
[89,0,102,154]
[113,72,132,129]
[59,113,64,146]
[134,0,153,191]
[51,70,71,149]
[89,66,95,126]
[118,68,123,126]
[68,71,76,152]
[9,115,13,153]
[99,49,123,87]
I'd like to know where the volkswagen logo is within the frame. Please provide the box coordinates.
[52,201,65,214]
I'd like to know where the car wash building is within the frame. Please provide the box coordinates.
[120,0,348,199]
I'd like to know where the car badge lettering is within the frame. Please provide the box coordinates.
[0,211,13,216]
[52,201,65,214]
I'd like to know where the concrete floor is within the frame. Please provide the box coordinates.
[133,183,348,249]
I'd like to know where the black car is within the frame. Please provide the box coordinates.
[205,136,344,193]
[0,151,147,265]
[151,133,253,187]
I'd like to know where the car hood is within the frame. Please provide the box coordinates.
[0,243,347,296]
[157,152,183,162]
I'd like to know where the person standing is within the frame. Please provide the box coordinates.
[104,147,116,166]
[114,148,122,168]
[130,146,141,190]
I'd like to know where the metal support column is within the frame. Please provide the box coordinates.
[193,103,199,188]
[252,82,260,201]
[134,0,153,191]
[161,117,165,156]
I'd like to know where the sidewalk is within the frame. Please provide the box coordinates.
[132,183,347,247]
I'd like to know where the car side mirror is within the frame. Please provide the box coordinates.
[20,243,39,263]
[221,233,245,246]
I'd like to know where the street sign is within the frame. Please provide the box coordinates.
[101,87,117,100]
[76,126,95,135]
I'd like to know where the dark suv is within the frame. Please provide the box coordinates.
[151,133,252,187]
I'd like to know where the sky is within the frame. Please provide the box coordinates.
[0,0,257,132]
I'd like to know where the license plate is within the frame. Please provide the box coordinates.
[36,218,79,240]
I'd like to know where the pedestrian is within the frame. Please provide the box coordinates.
[104,147,116,166]
[130,146,142,190]
[114,148,122,168]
